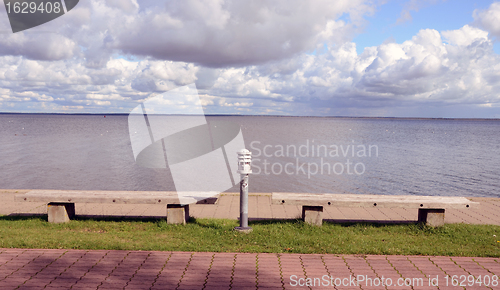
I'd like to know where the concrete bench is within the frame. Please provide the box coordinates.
[272,192,478,227]
[15,190,219,224]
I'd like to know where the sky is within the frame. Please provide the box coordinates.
[0,0,500,118]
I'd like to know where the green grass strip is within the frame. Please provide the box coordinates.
[0,216,499,257]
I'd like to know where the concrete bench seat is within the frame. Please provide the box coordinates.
[15,190,219,224]
[272,192,478,227]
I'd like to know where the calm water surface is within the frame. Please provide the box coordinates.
[0,114,498,197]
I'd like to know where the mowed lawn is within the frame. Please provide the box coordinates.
[0,216,499,257]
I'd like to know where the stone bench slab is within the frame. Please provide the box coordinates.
[15,190,219,205]
[15,190,220,224]
[272,192,477,209]
[272,192,478,227]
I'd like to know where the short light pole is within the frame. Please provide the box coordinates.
[235,149,252,233]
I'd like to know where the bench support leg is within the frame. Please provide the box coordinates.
[47,202,75,223]
[167,204,189,225]
[418,208,445,227]
[302,206,323,226]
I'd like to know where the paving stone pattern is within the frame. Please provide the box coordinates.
[0,249,498,290]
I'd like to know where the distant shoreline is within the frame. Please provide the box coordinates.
[0,112,499,121]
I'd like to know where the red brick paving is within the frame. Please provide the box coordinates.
[5,249,495,289]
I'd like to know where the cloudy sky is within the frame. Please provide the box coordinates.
[1,0,500,118]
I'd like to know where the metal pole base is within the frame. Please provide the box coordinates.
[234,226,253,233]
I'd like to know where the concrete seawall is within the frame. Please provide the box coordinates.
[2,189,500,225]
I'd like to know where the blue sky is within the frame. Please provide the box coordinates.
[354,0,497,54]
[0,0,499,118]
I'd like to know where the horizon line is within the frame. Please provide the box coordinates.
[0,111,499,121]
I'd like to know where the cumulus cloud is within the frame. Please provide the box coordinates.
[0,33,77,61]
[1,0,376,67]
[2,21,500,116]
[0,0,499,117]
[201,24,500,116]
[109,0,375,67]
[442,25,489,46]
[473,2,500,38]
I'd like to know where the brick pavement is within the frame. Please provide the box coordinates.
[0,249,498,290]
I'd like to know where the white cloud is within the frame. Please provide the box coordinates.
[0,34,76,60]
[0,1,499,117]
[2,21,500,116]
[201,24,500,116]
[473,2,500,38]
[66,0,375,67]
[442,25,489,46]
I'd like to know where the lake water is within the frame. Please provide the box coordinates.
[0,114,499,197]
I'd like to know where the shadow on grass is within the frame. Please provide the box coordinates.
[245,218,446,236]
[247,217,417,227]
[0,214,46,221]
[3,214,428,231]
[4,213,166,223]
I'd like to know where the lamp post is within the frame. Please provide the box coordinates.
[235,149,252,233]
